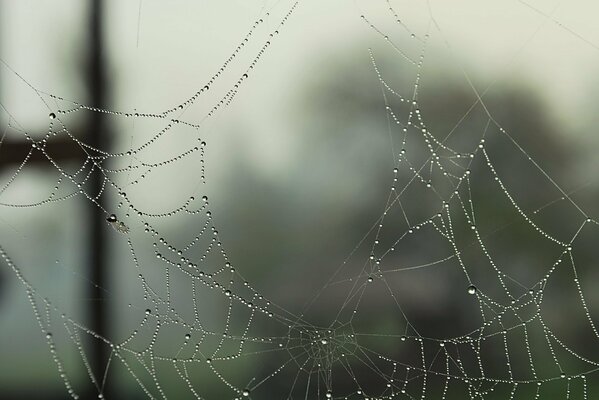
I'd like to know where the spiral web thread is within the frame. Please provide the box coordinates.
[1,0,598,399]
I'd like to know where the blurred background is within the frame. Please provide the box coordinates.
[1,0,599,399]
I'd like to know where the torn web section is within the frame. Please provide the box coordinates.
[280,7,448,398]
[305,1,599,398]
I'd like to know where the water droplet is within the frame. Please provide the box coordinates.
[145,309,152,315]
[224,290,231,297]
[185,334,191,340]
[326,391,332,399]
[467,285,477,295]
[242,389,250,397]
[49,112,56,119]
[321,339,327,345]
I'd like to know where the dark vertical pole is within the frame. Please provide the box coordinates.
[87,0,111,398]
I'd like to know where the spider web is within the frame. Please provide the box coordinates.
[1,0,599,399]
